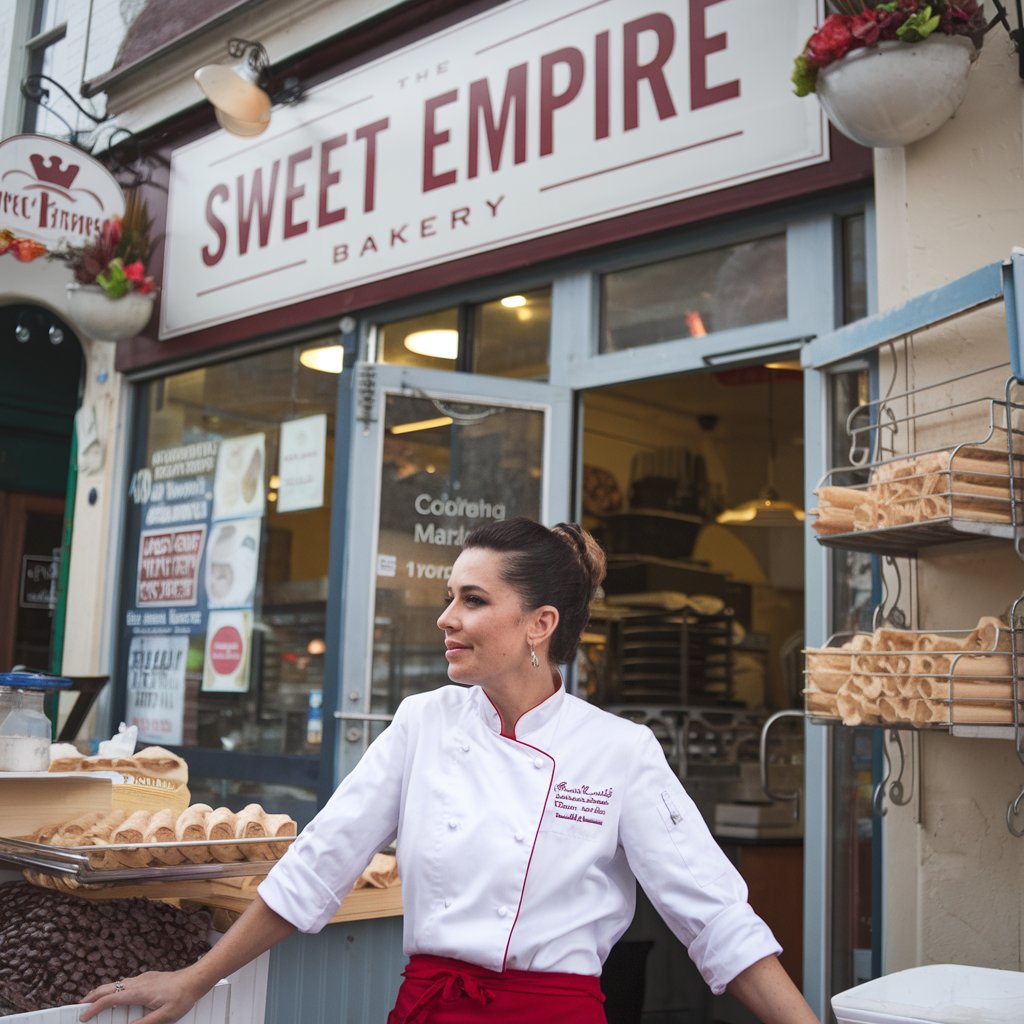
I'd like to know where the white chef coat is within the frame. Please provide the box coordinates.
[258,683,781,996]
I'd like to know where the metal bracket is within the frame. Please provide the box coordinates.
[759,709,804,822]
[873,729,913,817]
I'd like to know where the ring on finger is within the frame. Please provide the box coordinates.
[114,980,126,993]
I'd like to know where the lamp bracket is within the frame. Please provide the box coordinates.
[223,38,304,106]
[227,38,270,76]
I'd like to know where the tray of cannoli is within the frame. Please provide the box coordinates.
[803,615,1022,733]
[0,802,297,885]
[811,442,1024,554]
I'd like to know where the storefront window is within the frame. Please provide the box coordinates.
[841,214,868,325]
[376,288,550,378]
[371,393,544,717]
[600,235,787,353]
[117,344,338,821]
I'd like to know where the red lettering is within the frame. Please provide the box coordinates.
[467,65,527,179]
[690,0,739,109]
[451,208,469,228]
[318,133,347,227]
[594,31,610,141]
[237,162,280,255]
[423,90,459,192]
[284,147,312,240]
[356,118,388,214]
[623,13,678,131]
[540,48,584,157]
[201,184,229,267]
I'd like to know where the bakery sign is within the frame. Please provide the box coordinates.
[161,0,826,338]
[0,134,124,263]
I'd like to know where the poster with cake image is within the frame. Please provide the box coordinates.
[212,433,266,520]
[204,518,261,609]
[202,610,253,693]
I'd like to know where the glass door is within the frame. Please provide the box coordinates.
[336,364,572,777]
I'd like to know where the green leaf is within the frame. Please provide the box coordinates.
[96,258,131,299]
[897,7,941,41]
[792,56,818,97]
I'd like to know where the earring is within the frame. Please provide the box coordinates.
[530,647,540,669]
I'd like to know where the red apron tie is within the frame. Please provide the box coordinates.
[400,967,494,1023]
[389,954,605,1023]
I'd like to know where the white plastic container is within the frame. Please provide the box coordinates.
[832,963,1024,1024]
[0,942,269,1024]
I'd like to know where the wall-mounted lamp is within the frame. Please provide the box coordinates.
[195,39,304,137]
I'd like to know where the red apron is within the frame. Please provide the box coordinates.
[387,954,608,1024]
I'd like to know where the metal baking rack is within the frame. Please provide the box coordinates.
[0,834,296,884]
[812,365,1024,557]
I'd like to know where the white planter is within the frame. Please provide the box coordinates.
[816,35,977,149]
[65,283,155,342]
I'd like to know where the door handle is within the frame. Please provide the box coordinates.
[759,709,804,821]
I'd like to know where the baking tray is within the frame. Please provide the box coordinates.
[0,834,296,884]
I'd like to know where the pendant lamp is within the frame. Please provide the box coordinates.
[716,372,805,527]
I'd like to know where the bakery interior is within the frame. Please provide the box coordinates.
[577,364,811,1022]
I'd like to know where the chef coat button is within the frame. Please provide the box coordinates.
[514,831,525,842]
[497,905,509,918]
[448,818,458,830]
[532,757,544,769]
[460,742,470,753]
[444,898,452,908]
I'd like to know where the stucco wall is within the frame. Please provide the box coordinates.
[871,32,1024,974]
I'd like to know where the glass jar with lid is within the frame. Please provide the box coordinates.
[0,689,52,771]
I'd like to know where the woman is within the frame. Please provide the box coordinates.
[82,518,818,1024]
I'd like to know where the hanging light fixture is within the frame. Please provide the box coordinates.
[299,343,344,373]
[717,371,805,527]
[404,328,459,360]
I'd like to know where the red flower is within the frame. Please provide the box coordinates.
[804,14,854,67]
[849,11,881,46]
[137,277,155,295]
[123,260,146,282]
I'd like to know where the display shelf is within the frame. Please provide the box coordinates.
[810,369,1024,557]
[0,834,294,884]
[802,259,1024,833]
[803,619,1021,735]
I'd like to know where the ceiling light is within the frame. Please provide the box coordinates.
[403,329,458,359]
[307,638,326,656]
[716,489,806,526]
[500,295,527,308]
[390,416,454,435]
[716,371,805,528]
[299,343,344,373]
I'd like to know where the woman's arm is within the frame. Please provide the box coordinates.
[79,895,295,1024]
[726,954,820,1024]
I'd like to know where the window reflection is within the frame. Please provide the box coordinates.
[373,394,544,713]
[377,287,550,378]
[601,236,787,353]
[117,345,338,818]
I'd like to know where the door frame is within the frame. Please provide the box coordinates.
[334,362,573,778]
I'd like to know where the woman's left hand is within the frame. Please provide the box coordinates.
[79,968,205,1024]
